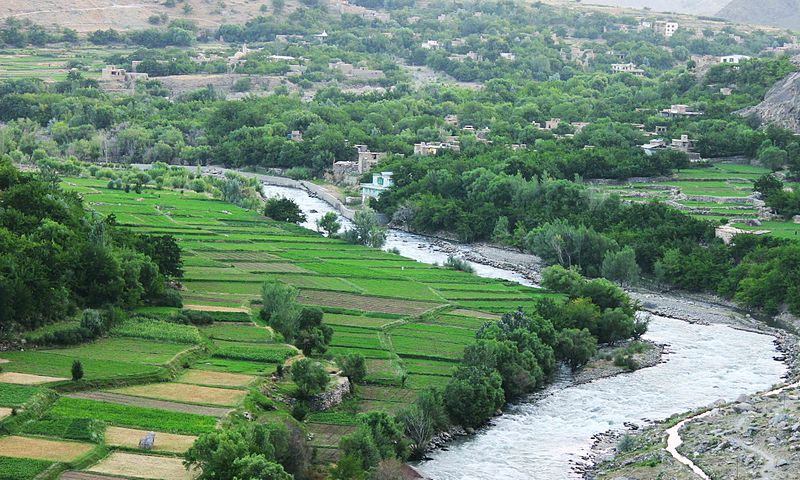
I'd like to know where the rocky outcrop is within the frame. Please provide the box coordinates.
[309,375,350,411]
[718,0,800,29]
[739,71,800,133]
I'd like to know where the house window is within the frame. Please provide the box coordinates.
[377,177,383,186]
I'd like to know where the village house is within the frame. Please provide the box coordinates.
[654,125,668,135]
[719,54,751,64]
[100,65,149,83]
[414,141,460,156]
[653,21,679,38]
[720,87,733,96]
[660,104,704,118]
[328,61,384,80]
[444,114,459,126]
[288,131,304,142]
[570,122,590,133]
[511,144,528,151]
[499,52,516,61]
[544,118,561,130]
[670,134,693,153]
[421,40,441,50]
[354,145,387,172]
[611,63,645,76]
[361,172,393,202]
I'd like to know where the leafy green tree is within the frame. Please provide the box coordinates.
[444,366,504,429]
[329,454,365,480]
[295,307,333,355]
[260,281,299,340]
[338,352,367,384]
[556,328,597,370]
[316,211,341,236]
[491,216,511,245]
[231,454,291,480]
[291,359,329,397]
[601,247,641,286]
[263,197,306,224]
[758,145,788,171]
[71,360,83,380]
[342,209,387,248]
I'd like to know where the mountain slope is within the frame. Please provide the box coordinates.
[580,0,729,16]
[739,71,800,133]
[717,0,800,29]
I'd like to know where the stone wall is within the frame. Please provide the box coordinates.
[309,375,351,411]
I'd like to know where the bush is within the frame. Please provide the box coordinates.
[338,353,367,384]
[71,360,84,381]
[155,288,183,307]
[444,256,474,273]
[79,309,104,337]
[291,359,329,398]
[291,401,309,421]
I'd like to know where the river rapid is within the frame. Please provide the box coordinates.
[262,184,788,480]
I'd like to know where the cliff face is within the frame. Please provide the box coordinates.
[717,0,800,29]
[740,71,800,133]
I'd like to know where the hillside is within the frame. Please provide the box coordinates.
[740,70,800,133]
[717,0,800,29]
[0,0,302,33]
[579,0,729,16]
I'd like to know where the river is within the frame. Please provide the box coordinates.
[262,183,788,480]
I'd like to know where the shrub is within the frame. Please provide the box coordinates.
[71,360,84,381]
[617,434,637,452]
[444,256,474,273]
[291,401,309,421]
[338,353,367,384]
[155,288,183,307]
[291,359,329,398]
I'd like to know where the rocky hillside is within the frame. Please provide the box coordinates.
[717,0,800,29]
[740,71,800,133]
[0,0,303,33]
[579,0,729,15]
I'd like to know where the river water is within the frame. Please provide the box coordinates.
[262,183,787,479]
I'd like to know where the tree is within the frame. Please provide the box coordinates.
[263,197,306,224]
[329,454,365,480]
[231,455,291,480]
[601,247,640,286]
[316,211,341,236]
[291,359,329,397]
[556,328,597,370]
[295,307,333,355]
[491,216,511,245]
[342,209,387,248]
[444,366,504,429]
[260,281,299,340]
[396,404,435,459]
[340,412,408,470]
[71,360,84,380]
[758,145,788,171]
[338,353,367,384]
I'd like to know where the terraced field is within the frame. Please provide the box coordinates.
[597,163,800,237]
[0,176,567,477]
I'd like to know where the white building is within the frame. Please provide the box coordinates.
[361,172,393,201]
[653,21,679,38]
[611,63,645,76]
[719,55,751,64]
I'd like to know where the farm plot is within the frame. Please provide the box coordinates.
[178,370,256,388]
[346,278,443,302]
[358,385,419,403]
[0,372,67,385]
[20,417,104,443]
[390,336,467,361]
[213,341,296,363]
[402,358,458,377]
[104,427,197,453]
[275,275,361,293]
[328,326,385,351]
[113,319,202,344]
[49,397,218,434]
[88,452,196,480]
[231,262,311,273]
[202,324,272,343]
[323,313,399,330]
[109,383,246,407]
[307,423,357,448]
[427,314,490,329]
[0,435,94,462]
[0,456,53,480]
[298,290,441,316]
[192,358,277,376]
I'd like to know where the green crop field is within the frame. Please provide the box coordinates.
[47,397,217,435]
[0,456,54,480]
[0,384,42,408]
[39,176,575,464]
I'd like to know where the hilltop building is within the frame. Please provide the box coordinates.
[611,63,645,76]
[653,21,679,38]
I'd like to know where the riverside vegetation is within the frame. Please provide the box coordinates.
[0,160,645,479]
[1,0,799,478]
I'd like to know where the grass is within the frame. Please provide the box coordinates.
[0,384,42,407]
[0,456,53,480]
[47,397,217,435]
[113,319,202,344]
[20,417,105,443]
[202,324,272,343]
[213,342,296,363]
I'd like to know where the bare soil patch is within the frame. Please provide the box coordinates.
[110,383,245,407]
[66,391,232,417]
[89,452,196,480]
[0,372,67,384]
[183,305,250,313]
[0,358,9,363]
[178,370,256,388]
[105,426,197,453]
[0,407,12,420]
[298,290,439,316]
[60,472,123,480]
[0,435,94,462]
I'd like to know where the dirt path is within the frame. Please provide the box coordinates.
[60,472,125,480]
[665,410,715,480]
[4,4,148,18]
[66,391,232,417]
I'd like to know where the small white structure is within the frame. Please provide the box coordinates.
[361,172,393,201]
[421,40,441,50]
[414,141,460,156]
[611,63,645,76]
[719,55,751,64]
[288,130,303,142]
[544,118,561,130]
[653,21,679,38]
[499,52,516,61]
[660,104,704,118]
